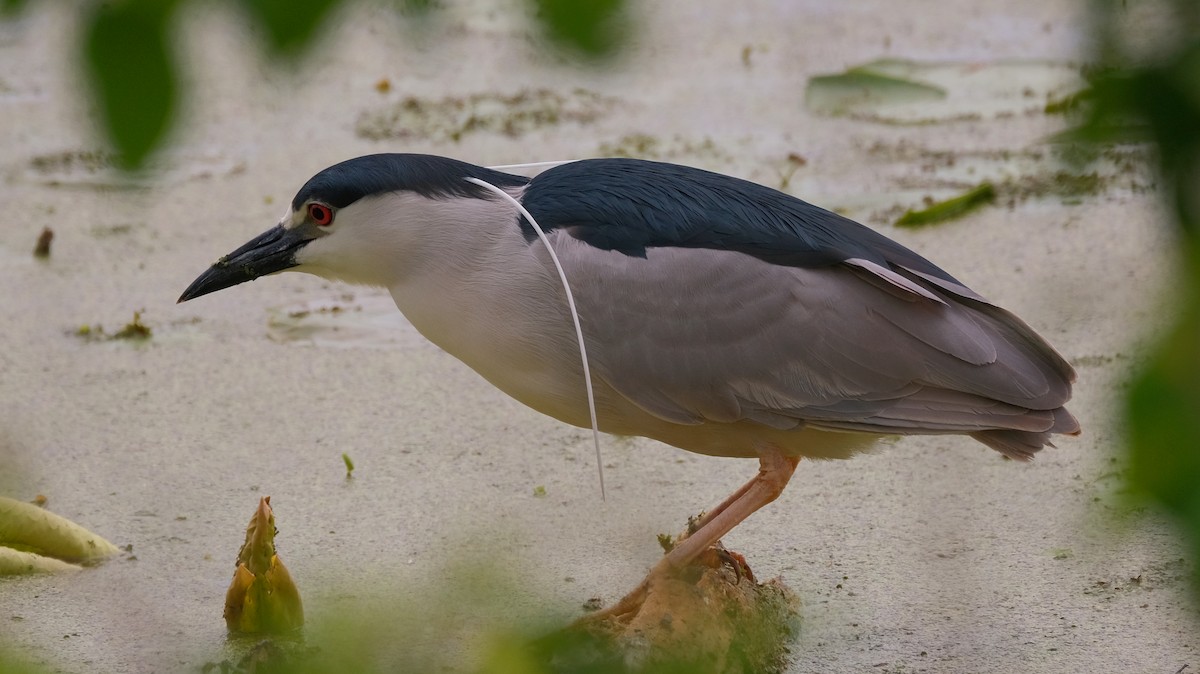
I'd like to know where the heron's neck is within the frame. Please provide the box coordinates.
[384,194,590,423]
[386,192,537,299]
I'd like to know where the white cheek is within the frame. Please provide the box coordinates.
[293,234,349,281]
[292,228,396,288]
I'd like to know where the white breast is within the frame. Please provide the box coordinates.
[385,203,594,428]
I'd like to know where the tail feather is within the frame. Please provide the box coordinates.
[971,407,1080,460]
[970,429,1049,460]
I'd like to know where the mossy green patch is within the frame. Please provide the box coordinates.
[895,183,996,227]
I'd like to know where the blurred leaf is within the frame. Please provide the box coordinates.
[1,0,28,17]
[531,0,627,59]
[1076,44,1200,230]
[1096,0,1200,603]
[238,0,343,59]
[1126,270,1200,596]
[0,648,47,674]
[1127,301,1200,514]
[82,0,180,170]
[399,0,435,16]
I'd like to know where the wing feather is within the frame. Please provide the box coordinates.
[552,235,1075,441]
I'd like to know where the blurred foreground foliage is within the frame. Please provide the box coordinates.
[2,555,791,673]
[234,561,791,674]
[0,0,627,169]
[0,652,43,674]
[1081,0,1200,601]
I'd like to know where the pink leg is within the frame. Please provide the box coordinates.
[661,451,800,570]
[581,450,801,623]
[677,472,761,538]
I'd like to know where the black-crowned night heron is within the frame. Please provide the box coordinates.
[179,154,1078,617]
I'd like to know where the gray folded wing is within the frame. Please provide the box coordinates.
[554,236,1078,458]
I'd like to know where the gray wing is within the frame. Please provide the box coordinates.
[553,235,1077,454]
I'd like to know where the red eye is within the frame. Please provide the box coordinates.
[308,203,333,226]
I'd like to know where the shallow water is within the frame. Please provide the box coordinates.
[0,1,1195,673]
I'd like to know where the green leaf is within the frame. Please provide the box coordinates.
[83,0,179,170]
[238,0,343,58]
[531,0,627,59]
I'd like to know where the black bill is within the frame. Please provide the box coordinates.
[177,225,310,303]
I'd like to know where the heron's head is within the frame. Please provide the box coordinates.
[178,154,528,303]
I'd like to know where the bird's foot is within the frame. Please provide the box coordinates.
[695,540,756,584]
[572,572,653,628]
[573,538,754,630]
[561,541,798,674]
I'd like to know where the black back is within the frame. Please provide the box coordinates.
[522,158,963,285]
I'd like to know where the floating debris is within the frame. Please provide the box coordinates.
[806,63,946,116]
[806,59,1086,124]
[777,152,809,190]
[112,311,152,340]
[74,311,154,342]
[0,496,120,574]
[656,532,675,553]
[28,149,115,176]
[266,293,424,349]
[895,182,996,227]
[22,148,247,188]
[33,228,53,258]
[596,133,731,166]
[224,496,304,634]
[88,223,136,238]
[849,139,1151,225]
[356,88,615,142]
